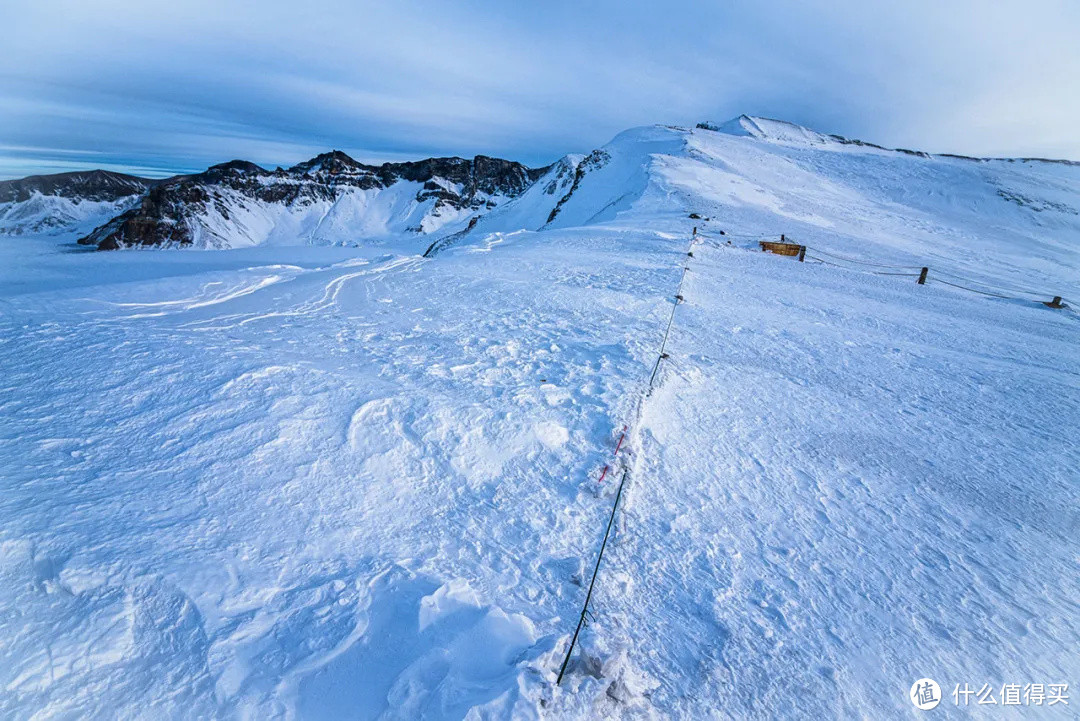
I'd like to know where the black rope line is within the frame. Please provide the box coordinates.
[805,255,912,275]
[648,240,694,388]
[929,277,1024,300]
[797,246,922,270]
[708,231,1070,303]
[557,229,1069,684]
[805,253,1067,303]
[649,286,682,388]
[556,467,629,685]
[557,236,696,686]
[805,255,843,268]
[927,267,1050,299]
[798,243,1064,300]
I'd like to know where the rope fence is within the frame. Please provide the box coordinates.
[556,232,698,685]
[555,224,1073,687]
[929,277,1019,300]
[556,224,1071,689]
[699,231,1074,311]
[556,468,628,685]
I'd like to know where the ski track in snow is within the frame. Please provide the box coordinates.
[1,123,1079,719]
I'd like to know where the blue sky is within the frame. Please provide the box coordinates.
[1,0,1077,179]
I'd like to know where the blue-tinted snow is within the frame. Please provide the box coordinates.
[1,122,1077,719]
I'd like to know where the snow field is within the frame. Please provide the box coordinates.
[558,237,1079,719]
[0,227,699,719]
[2,119,1079,719]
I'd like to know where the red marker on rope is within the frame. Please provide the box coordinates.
[613,425,627,456]
[597,425,629,482]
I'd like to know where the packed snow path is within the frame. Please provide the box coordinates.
[556,234,696,686]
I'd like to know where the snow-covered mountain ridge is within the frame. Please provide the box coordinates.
[0,169,158,204]
[0,170,161,237]
[0,152,554,246]
[702,114,1080,165]
[74,152,551,249]
[442,119,1079,300]
[4,115,1079,255]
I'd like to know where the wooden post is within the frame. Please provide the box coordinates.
[692,226,697,236]
[780,234,785,243]
[1046,296,1064,308]
[918,267,928,285]
[798,245,806,262]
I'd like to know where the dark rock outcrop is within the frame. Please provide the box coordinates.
[545,150,609,225]
[78,151,551,249]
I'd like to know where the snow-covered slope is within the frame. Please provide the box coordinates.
[1,118,1077,720]
[700,114,842,146]
[455,119,1080,299]
[474,155,583,234]
[672,121,1080,294]
[436,119,1080,298]
[0,170,158,237]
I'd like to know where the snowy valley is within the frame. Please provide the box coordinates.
[0,117,1078,719]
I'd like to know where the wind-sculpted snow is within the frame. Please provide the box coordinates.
[591,240,1079,718]
[1,119,1078,718]
[0,230,685,718]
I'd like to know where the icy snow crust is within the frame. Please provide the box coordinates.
[1,122,1078,719]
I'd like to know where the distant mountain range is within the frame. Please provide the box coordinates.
[1,115,1077,250]
[0,170,160,205]
[0,171,161,238]
[0,151,558,248]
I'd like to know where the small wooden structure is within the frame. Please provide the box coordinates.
[759,240,802,257]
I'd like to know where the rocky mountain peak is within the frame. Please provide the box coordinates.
[291,150,365,176]
[204,159,268,176]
